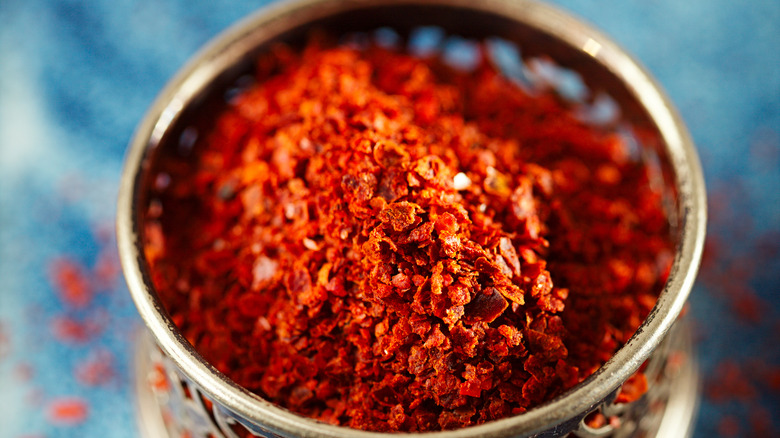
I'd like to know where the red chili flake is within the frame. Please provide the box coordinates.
[706,360,758,402]
[463,287,508,324]
[378,201,419,232]
[149,362,171,393]
[49,257,93,308]
[748,406,778,436]
[50,314,104,344]
[143,34,673,431]
[615,371,648,404]
[75,349,116,386]
[768,366,780,392]
[717,415,741,438]
[51,316,92,343]
[730,286,766,323]
[583,411,606,429]
[47,397,89,426]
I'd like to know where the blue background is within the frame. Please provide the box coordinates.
[0,0,778,437]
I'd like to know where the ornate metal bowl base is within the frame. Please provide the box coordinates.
[134,321,699,438]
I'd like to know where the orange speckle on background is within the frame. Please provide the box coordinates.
[75,349,116,386]
[47,397,89,425]
[717,415,740,438]
[51,317,93,344]
[49,258,93,308]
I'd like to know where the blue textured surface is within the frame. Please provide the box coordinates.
[1,1,778,437]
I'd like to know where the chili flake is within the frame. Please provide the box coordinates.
[144,35,673,431]
[47,397,89,426]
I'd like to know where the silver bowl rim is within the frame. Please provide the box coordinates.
[117,0,707,436]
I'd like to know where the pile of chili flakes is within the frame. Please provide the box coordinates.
[143,37,674,432]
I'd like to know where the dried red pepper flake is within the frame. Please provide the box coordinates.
[143,34,673,431]
[49,257,93,309]
[615,371,648,404]
[729,285,766,323]
[379,201,420,232]
[768,366,780,392]
[51,316,98,344]
[47,397,89,426]
[75,349,116,386]
[149,362,170,392]
[748,406,778,436]
[583,409,620,431]
[717,415,741,438]
[463,287,507,324]
[706,360,758,402]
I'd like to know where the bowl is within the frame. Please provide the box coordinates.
[117,0,707,437]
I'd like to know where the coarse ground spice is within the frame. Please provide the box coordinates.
[143,36,674,431]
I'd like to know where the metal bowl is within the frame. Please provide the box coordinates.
[117,0,707,437]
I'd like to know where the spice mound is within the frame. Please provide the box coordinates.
[144,38,673,431]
